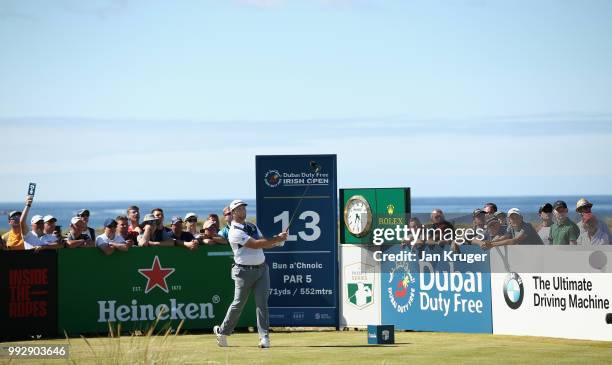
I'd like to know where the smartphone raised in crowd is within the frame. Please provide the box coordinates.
[28,182,36,197]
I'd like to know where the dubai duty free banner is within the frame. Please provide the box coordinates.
[57,246,256,334]
[380,244,493,333]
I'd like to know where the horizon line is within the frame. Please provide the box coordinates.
[1,193,611,204]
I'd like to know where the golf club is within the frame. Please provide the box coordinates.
[286,160,322,232]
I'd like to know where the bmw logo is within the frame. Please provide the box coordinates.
[503,272,524,310]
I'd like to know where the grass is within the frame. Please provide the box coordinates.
[1,329,611,365]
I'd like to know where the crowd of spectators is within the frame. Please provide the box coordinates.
[2,196,610,253]
[402,198,611,250]
[0,195,230,254]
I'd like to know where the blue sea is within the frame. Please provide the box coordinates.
[1,196,611,230]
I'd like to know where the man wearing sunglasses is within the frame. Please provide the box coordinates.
[2,210,24,250]
[575,198,612,242]
[170,216,198,250]
[138,213,175,247]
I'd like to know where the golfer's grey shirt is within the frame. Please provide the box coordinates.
[228,222,265,265]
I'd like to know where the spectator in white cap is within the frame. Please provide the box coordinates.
[66,216,94,248]
[2,210,24,250]
[184,212,199,236]
[575,198,612,242]
[43,215,56,235]
[214,199,288,349]
[43,215,64,247]
[483,208,543,247]
[19,196,60,251]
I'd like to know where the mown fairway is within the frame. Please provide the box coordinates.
[2,330,612,365]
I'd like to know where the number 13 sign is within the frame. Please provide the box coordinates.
[256,155,338,327]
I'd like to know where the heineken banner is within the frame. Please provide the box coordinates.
[0,251,58,340]
[58,246,255,334]
[339,244,381,328]
[380,245,493,333]
[256,154,338,326]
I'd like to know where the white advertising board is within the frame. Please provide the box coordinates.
[339,244,381,328]
[490,246,612,341]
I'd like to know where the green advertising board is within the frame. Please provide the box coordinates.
[339,188,410,244]
[58,246,255,335]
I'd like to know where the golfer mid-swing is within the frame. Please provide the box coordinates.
[214,199,288,348]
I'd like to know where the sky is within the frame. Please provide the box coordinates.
[1,0,611,202]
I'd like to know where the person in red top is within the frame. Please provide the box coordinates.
[127,205,142,235]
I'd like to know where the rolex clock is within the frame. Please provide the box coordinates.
[339,188,411,244]
[343,195,372,237]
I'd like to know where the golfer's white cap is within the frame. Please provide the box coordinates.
[31,215,44,224]
[184,212,197,220]
[229,199,247,211]
[507,208,522,217]
[70,216,82,225]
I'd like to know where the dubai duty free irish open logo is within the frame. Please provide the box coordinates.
[264,170,281,188]
[387,262,416,314]
[503,272,524,310]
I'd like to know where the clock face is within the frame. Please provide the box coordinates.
[344,195,372,237]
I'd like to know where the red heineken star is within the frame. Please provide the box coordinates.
[138,256,176,294]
